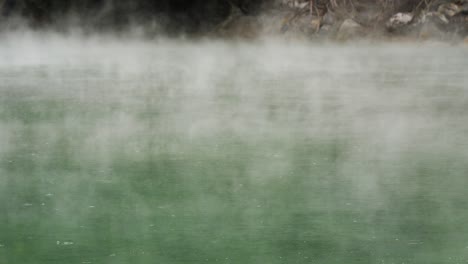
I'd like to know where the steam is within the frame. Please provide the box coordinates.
[0,33,467,263]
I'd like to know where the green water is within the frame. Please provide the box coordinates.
[1,38,468,264]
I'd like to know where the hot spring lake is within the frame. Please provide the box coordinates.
[0,35,468,264]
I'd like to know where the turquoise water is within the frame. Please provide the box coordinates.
[1,37,468,264]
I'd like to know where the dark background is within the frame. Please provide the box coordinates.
[0,0,268,33]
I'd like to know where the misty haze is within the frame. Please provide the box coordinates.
[1,1,468,264]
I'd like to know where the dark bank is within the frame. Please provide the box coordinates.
[0,0,265,33]
[0,0,467,40]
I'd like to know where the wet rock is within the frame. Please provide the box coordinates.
[279,4,325,36]
[386,12,414,32]
[322,11,336,26]
[216,15,261,38]
[336,19,364,40]
[417,12,450,40]
[417,11,448,26]
[415,0,468,39]
[462,2,468,14]
[310,16,321,32]
[214,3,261,38]
[438,1,468,35]
[317,24,333,37]
[438,2,463,17]
[282,0,309,10]
[283,14,319,35]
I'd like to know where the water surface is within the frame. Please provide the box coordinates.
[1,35,468,264]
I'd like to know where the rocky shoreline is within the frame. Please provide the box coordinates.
[1,0,467,42]
[215,0,468,42]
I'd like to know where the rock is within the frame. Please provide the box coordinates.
[281,0,309,10]
[415,0,468,39]
[419,11,449,26]
[216,15,261,38]
[386,12,414,31]
[214,3,261,38]
[279,6,325,36]
[438,3,462,17]
[310,17,321,32]
[462,2,468,14]
[336,19,364,40]
[317,24,332,37]
[418,13,449,40]
[322,11,336,26]
[436,1,468,36]
[288,14,319,35]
